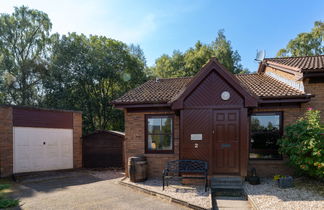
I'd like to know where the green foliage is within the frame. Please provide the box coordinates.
[42,33,147,134]
[0,184,19,209]
[278,109,324,178]
[0,185,9,191]
[0,198,19,209]
[150,30,248,78]
[277,21,324,57]
[0,6,52,105]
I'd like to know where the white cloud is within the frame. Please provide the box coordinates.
[0,0,157,43]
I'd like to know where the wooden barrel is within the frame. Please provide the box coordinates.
[128,156,147,182]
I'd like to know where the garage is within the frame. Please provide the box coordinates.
[0,105,82,177]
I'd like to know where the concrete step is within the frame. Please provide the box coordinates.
[211,176,244,198]
[211,177,243,186]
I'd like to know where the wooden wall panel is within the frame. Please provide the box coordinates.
[13,108,73,129]
[184,71,244,108]
[181,109,212,164]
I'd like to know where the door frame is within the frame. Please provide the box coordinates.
[211,109,240,175]
[207,107,248,176]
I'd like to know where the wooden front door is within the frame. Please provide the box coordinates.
[212,110,240,174]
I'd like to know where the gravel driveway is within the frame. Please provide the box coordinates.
[10,170,188,210]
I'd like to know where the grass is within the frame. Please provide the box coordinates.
[0,179,19,209]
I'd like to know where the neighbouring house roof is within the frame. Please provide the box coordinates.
[113,73,307,106]
[264,55,324,72]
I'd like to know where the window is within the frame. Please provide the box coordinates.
[250,112,282,160]
[145,115,173,153]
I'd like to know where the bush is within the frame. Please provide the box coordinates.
[0,198,19,209]
[278,108,324,178]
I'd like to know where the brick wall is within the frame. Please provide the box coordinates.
[302,78,324,123]
[73,112,83,168]
[124,109,180,178]
[0,107,13,177]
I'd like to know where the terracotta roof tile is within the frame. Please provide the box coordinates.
[265,55,324,72]
[235,74,304,97]
[112,77,192,105]
[113,74,306,105]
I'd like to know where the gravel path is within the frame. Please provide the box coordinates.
[123,178,250,209]
[244,178,324,210]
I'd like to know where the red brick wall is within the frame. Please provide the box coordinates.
[0,107,13,177]
[302,78,324,123]
[73,112,83,168]
[124,109,180,177]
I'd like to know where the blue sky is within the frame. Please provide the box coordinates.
[1,0,323,71]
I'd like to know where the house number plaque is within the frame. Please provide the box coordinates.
[191,134,202,140]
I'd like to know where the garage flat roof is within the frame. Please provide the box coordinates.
[0,104,82,113]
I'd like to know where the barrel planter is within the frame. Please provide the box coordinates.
[128,156,148,182]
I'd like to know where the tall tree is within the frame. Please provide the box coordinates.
[212,30,247,74]
[43,33,147,133]
[277,21,324,57]
[0,6,52,105]
[150,30,247,78]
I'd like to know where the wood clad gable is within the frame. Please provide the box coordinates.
[171,58,258,109]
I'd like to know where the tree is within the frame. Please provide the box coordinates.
[212,30,247,74]
[0,6,52,105]
[277,21,324,57]
[150,30,247,78]
[43,33,147,134]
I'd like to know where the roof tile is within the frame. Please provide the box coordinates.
[235,74,304,97]
[265,55,324,72]
[113,73,306,105]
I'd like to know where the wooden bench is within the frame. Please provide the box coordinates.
[162,160,208,192]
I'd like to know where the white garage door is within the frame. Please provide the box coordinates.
[13,127,73,173]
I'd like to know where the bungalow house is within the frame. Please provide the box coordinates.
[112,55,324,178]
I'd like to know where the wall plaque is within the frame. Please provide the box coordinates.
[191,134,202,140]
[221,91,230,101]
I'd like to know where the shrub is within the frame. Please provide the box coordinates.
[0,184,19,208]
[278,108,324,178]
[0,198,19,209]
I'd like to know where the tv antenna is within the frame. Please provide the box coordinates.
[255,50,266,62]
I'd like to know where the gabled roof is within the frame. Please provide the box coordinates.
[171,58,258,109]
[264,55,324,72]
[113,58,311,108]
